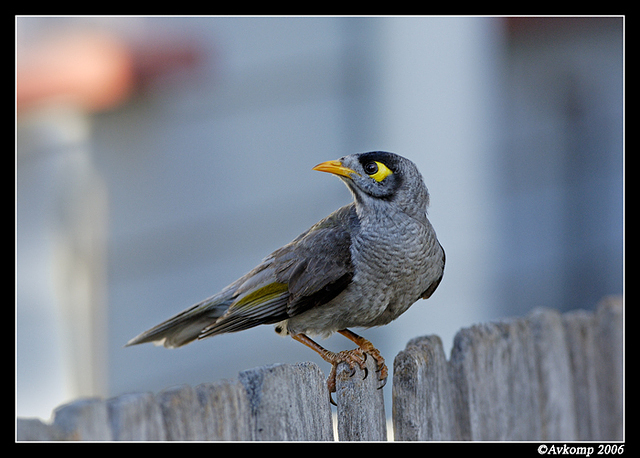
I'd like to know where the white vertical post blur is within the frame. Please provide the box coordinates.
[17,106,109,418]
[376,17,506,351]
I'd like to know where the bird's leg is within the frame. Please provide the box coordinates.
[337,329,388,389]
[291,333,368,401]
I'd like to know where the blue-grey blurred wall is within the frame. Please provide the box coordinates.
[16,16,623,420]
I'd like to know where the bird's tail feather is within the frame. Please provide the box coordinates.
[125,294,232,349]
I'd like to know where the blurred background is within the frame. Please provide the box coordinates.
[16,16,623,421]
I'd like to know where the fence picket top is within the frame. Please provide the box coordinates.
[562,309,601,440]
[392,334,457,441]
[392,345,426,441]
[194,380,252,441]
[156,383,210,440]
[238,362,334,441]
[500,317,542,440]
[335,355,387,441]
[17,417,54,441]
[527,308,579,440]
[16,297,623,442]
[51,397,113,441]
[450,321,520,440]
[594,296,623,440]
[107,391,166,441]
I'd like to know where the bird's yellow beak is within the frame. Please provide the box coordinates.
[312,160,360,178]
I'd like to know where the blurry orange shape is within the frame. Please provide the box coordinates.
[17,30,135,113]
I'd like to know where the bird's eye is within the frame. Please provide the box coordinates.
[364,162,378,175]
[365,161,393,182]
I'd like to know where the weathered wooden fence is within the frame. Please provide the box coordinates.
[17,297,622,441]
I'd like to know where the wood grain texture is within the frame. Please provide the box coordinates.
[17,298,622,442]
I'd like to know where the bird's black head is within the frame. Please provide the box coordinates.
[313,151,430,218]
[353,151,404,199]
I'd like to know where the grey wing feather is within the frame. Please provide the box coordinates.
[274,204,357,315]
[128,204,358,347]
[124,291,234,348]
[201,203,357,337]
[420,241,445,299]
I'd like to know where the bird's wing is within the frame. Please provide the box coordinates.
[124,290,235,348]
[199,204,357,337]
[420,241,445,299]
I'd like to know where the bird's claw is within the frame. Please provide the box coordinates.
[328,365,385,404]
[325,347,388,404]
[374,359,388,390]
[377,373,388,390]
[363,346,388,390]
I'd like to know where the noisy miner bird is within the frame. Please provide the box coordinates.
[126,151,445,399]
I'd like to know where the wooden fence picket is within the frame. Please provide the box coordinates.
[16,297,622,442]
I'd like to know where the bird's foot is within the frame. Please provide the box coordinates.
[325,347,388,406]
[290,332,388,406]
[325,348,369,396]
[337,329,388,390]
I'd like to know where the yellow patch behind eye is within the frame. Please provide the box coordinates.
[369,161,393,182]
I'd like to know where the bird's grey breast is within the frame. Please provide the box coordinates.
[349,208,439,325]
